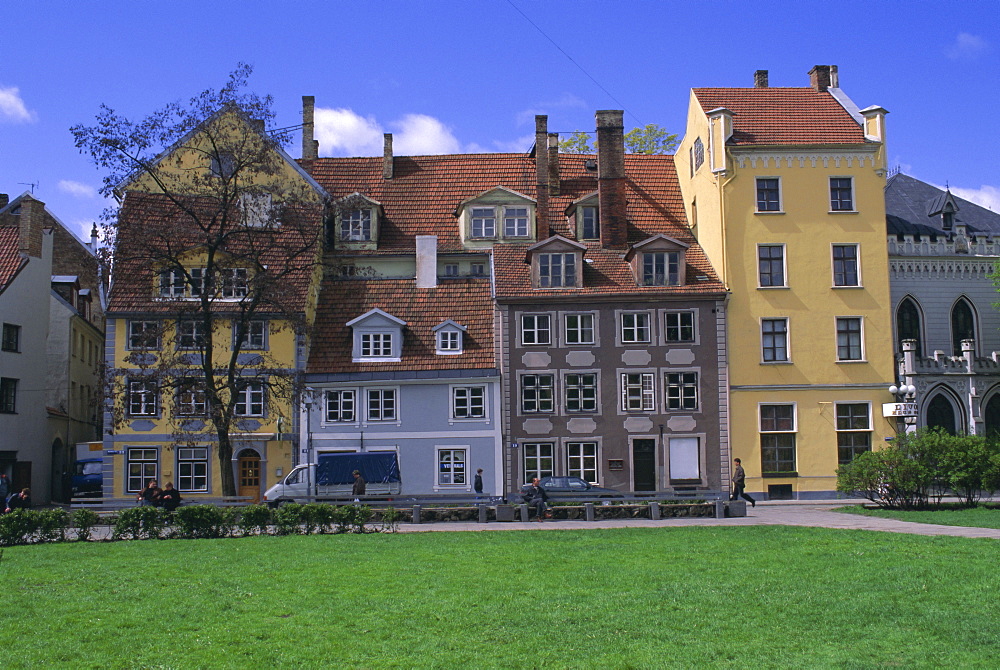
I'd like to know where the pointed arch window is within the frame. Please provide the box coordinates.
[896,298,922,356]
[951,299,975,356]
[926,394,957,435]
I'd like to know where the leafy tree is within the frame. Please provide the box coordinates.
[72,65,325,497]
[558,131,595,154]
[558,124,678,155]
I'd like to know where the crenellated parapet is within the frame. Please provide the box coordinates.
[888,234,1000,258]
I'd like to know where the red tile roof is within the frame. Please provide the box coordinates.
[0,227,25,291]
[307,277,496,374]
[693,88,865,146]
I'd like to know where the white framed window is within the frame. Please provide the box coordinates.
[523,443,554,482]
[664,311,695,343]
[175,379,206,416]
[761,318,789,362]
[564,313,595,345]
[538,253,577,288]
[126,447,158,493]
[758,245,786,287]
[235,381,265,417]
[564,373,597,413]
[177,447,209,492]
[127,320,159,350]
[621,373,655,412]
[235,319,266,350]
[755,177,781,212]
[438,448,467,486]
[340,209,372,241]
[521,374,554,413]
[760,404,796,473]
[521,314,551,346]
[437,330,462,354]
[470,262,486,276]
[177,319,206,350]
[452,386,486,419]
[325,390,356,423]
[830,177,854,212]
[665,372,699,411]
[159,268,187,297]
[503,206,529,237]
[642,252,679,286]
[832,244,860,287]
[836,317,864,361]
[567,442,599,484]
[219,268,249,298]
[621,312,651,344]
[361,333,393,358]
[580,206,599,240]
[128,380,158,416]
[444,263,459,277]
[836,403,872,464]
[366,388,397,421]
[470,207,496,238]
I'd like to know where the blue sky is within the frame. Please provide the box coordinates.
[2,1,998,241]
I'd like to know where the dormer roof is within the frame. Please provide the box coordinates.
[455,186,535,214]
[527,235,587,255]
[886,173,1000,239]
[346,308,406,328]
[432,319,467,333]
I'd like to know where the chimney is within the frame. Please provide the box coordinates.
[595,110,627,249]
[301,95,318,160]
[415,235,438,289]
[90,224,100,252]
[0,194,8,209]
[809,65,833,92]
[547,133,561,197]
[383,134,394,179]
[754,70,769,88]
[534,115,550,241]
[17,194,44,258]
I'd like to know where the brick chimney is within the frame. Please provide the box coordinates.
[754,70,769,88]
[17,194,44,258]
[596,110,627,249]
[0,194,8,209]
[301,95,318,160]
[534,115,550,240]
[809,65,835,92]
[547,133,560,197]
[415,235,438,289]
[383,134,394,179]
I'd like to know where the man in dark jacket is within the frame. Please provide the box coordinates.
[5,488,31,513]
[523,478,548,521]
[159,482,182,512]
[352,470,366,499]
[730,458,756,507]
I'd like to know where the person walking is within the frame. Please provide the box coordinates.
[474,468,484,497]
[352,469,366,502]
[730,458,756,507]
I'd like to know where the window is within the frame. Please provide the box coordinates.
[127,321,159,350]
[952,299,975,357]
[438,449,467,485]
[665,372,698,410]
[235,319,266,350]
[128,380,158,416]
[503,207,529,237]
[361,333,393,358]
[177,447,209,492]
[669,437,701,480]
[567,442,598,483]
[564,314,595,345]
[761,318,788,362]
[621,373,655,412]
[210,152,235,179]
[539,253,577,288]
[126,448,158,493]
[325,390,356,423]
[188,268,206,297]
[756,178,781,212]
[367,388,396,421]
[470,262,486,276]
[760,404,796,473]
[565,373,597,412]
[830,178,854,211]
[437,330,462,353]
[896,298,922,356]
[521,374,554,413]
[240,192,273,227]
[340,209,372,241]
[832,245,859,286]
[836,403,871,464]
[0,378,16,413]
[175,380,206,416]
[219,268,249,298]
[523,443,554,482]
[692,138,704,172]
[521,314,551,345]
[580,206,599,240]
[621,313,650,344]
[665,312,695,343]
[177,320,206,350]
[642,252,679,286]
[1,323,20,352]
[452,386,485,419]
[235,381,264,417]
[470,207,496,238]
[159,269,187,297]
[758,245,785,287]
[836,317,863,361]
[444,264,459,277]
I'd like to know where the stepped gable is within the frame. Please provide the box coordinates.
[307,277,495,374]
[107,191,322,314]
[0,227,25,290]
[886,173,1000,238]
[693,87,865,146]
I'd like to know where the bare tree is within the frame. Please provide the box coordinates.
[73,65,325,496]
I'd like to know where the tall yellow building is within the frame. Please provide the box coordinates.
[676,66,895,498]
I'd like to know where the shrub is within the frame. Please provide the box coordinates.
[380,505,400,533]
[113,505,166,540]
[0,509,39,546]
[273,503,304,535]
[72,509,101,542]
[36,508,69,543]
[175,505,228,539]
[238,504,271,536]
[301,503,336,534]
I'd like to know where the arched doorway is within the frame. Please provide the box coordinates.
[237,449,261,502]
[984,394,1000,439]
[926,393,958,435]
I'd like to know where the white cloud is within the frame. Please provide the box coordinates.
[948,184,1000,211]
[314,107,384,156]
[58,180,98,199]
[946,33,990,61]
[0,86,36,123]
[390,114,460,155]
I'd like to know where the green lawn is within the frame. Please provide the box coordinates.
[838,504,1000,529]
[2,527,999,669]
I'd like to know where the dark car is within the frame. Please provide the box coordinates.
[71,458,103,498]
[517,476,623,501]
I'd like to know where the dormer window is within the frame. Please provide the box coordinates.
[504,207,529,237]
[159,266,248,300]
[341,209,372,241]
[580,206,599,240]
[539,253,577,288]
[943,211,954,231]
[361,333,392,357]
[626,235,689,288]
[459,187,536,243]
[347,309,405,362]
[471,208,496,238]
[434,320,467,355]
[334,194,381,247]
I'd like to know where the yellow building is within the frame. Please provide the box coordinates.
[102,108,326,502]
[676,66,895,499]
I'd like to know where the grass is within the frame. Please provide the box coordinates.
[838,504,1000,529]
[2,527,999,669]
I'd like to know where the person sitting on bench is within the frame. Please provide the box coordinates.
[522,477,549,522]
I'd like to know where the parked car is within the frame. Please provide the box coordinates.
[514,476,623,502]
[71,458,103,498]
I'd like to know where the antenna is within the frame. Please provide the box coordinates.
[17,181,38,194]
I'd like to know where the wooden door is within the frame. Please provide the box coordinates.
[632,439,656,491]
[237,451,261,503]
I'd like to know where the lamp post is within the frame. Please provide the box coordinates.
[886,383,918,434]
[303,389,314,501]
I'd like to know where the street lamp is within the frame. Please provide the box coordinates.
[885,384,918,434]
